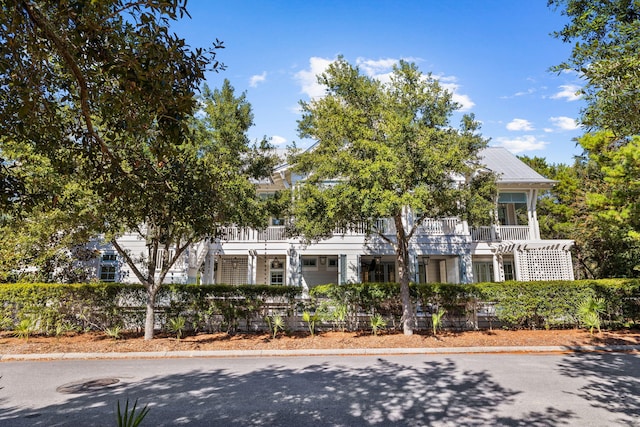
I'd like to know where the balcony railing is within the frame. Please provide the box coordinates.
[470,225,531,242]
[418,218,461,235]
[219,226,287,242]
[219,218,470,242]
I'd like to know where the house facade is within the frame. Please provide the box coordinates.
[96,147,574,288]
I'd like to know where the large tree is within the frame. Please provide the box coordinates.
[0,2,276,339]
[549,0,640,136]
[104,79,276,339]
[550,0,640,276]
[291,58,494,335]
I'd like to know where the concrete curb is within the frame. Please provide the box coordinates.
[2,345,639,361]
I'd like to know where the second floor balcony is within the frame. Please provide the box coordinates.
[217,217,468,243]
[470,225,532,242]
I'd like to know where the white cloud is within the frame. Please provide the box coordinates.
[294,56,475,110]
[549,116,579,131]
[439,77,475,111]
[270,135,287,145]
[249,72,267,88]
[356,57,398,76]
[500,88,536,99]
[506,118,534,131]
[551,84,581,101]
[494,135,549,153]
[294,57,334,99]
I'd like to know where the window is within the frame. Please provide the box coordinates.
[102,253,117,262]
[270,272,284,285]
[327,257,338,269]
[271,217,285,226]
[497,192,528,226]
[503,261,515,281]
[301,257,318,271]
[498,192,527,204]
[473,262,494,283]
[100,252,118,282]
[99,265,116,282]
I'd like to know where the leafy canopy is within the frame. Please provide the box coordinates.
[290,57,493,335]
[549,0,640,135]
[292,58,493,242]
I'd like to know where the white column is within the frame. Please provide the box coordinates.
[248,251,257,285]
[346,254,360,283]
[447,256,460,284]
[202,251,215,284]
[528,189,539,240]
[492,252,503,282]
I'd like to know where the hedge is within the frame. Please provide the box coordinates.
[2,279,639,335]
[0,282,301,335]
[310,279,640,330]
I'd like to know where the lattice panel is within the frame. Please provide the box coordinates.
[220,258,248,285]
[517,249,573,281]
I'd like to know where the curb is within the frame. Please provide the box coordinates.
[2,345,639,361]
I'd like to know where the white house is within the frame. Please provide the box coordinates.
[96,147,574,288]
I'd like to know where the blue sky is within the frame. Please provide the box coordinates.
[171,1,584,165]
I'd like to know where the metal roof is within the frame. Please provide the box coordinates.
[479,147,556,187]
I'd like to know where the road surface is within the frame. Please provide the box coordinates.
[1,352,639,426]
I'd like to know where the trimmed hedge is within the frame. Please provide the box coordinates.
[310,279,640,330]
[2,279,639,335]
[0,282,301,335]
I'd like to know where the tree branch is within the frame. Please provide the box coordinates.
[111,238,149,286]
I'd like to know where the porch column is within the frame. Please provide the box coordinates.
[248,250,257,285]
[338,254,347,285]
[513,249,522,281]
[528,189,539,239]
[286,248,300,287]
[346,253,360,283]
[458,250,473,284]
[493,252,504,282]
[202,251,215,285]
[447,256,460,284]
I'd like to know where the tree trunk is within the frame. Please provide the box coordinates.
[394,214,415,335]
[144,284,159,340]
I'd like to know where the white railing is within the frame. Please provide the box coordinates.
[419,218,461,235]
[499,226,530,241]
[219,226,287,242]
[470,226,495,241]
[258,227,287,241]
[470,225,530,241]
[333,219,395,236]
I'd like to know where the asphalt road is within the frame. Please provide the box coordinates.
[1,352,639,426]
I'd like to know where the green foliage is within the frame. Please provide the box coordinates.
[0,282,302,334]
[0,2,280,340]
[432,308,446,336]
[370,314,387,336]
[105,326,122,341]
[266,314,285,339]
[291,57,495,335]
[548,2,640,279]
[550,0,640,136]
[578,296,606,335]
[116,399,150,427]
[14,316,36,341]
[476,281,590,329]
[168,316,186,341]
[302,311,321,336]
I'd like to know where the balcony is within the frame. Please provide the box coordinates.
[219,226,287,242]
[470,225,531,242]
[219,218,468,243]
